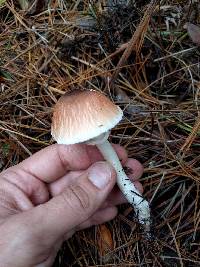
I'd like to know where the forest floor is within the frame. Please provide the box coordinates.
[0,0,200,266]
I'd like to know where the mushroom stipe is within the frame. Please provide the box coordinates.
[51,89,151,235]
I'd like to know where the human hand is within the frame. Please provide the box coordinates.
[0,144,143,267]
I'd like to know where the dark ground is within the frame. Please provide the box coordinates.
[0,0,200,266]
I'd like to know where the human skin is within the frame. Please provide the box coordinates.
[0,143,143,267]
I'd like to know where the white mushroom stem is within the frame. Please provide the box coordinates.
[97,139,151,230]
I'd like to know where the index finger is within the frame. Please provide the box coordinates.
[16,143,128,183]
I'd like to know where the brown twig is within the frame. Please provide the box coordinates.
[109,0,157,87]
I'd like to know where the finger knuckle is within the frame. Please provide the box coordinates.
[61,184,91,213]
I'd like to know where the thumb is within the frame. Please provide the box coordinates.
[28,161,116,239]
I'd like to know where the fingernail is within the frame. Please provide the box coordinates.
[88,162,112,189]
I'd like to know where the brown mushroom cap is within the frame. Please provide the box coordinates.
[51,90,123,145]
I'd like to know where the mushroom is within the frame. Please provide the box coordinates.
[51,90,151,233]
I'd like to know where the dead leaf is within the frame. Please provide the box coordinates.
[115,87,130,103]
[185,22,200,45]
[97,224,114,262]
[114,86,147,116]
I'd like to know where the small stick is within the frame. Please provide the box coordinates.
[109,0,157,87]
